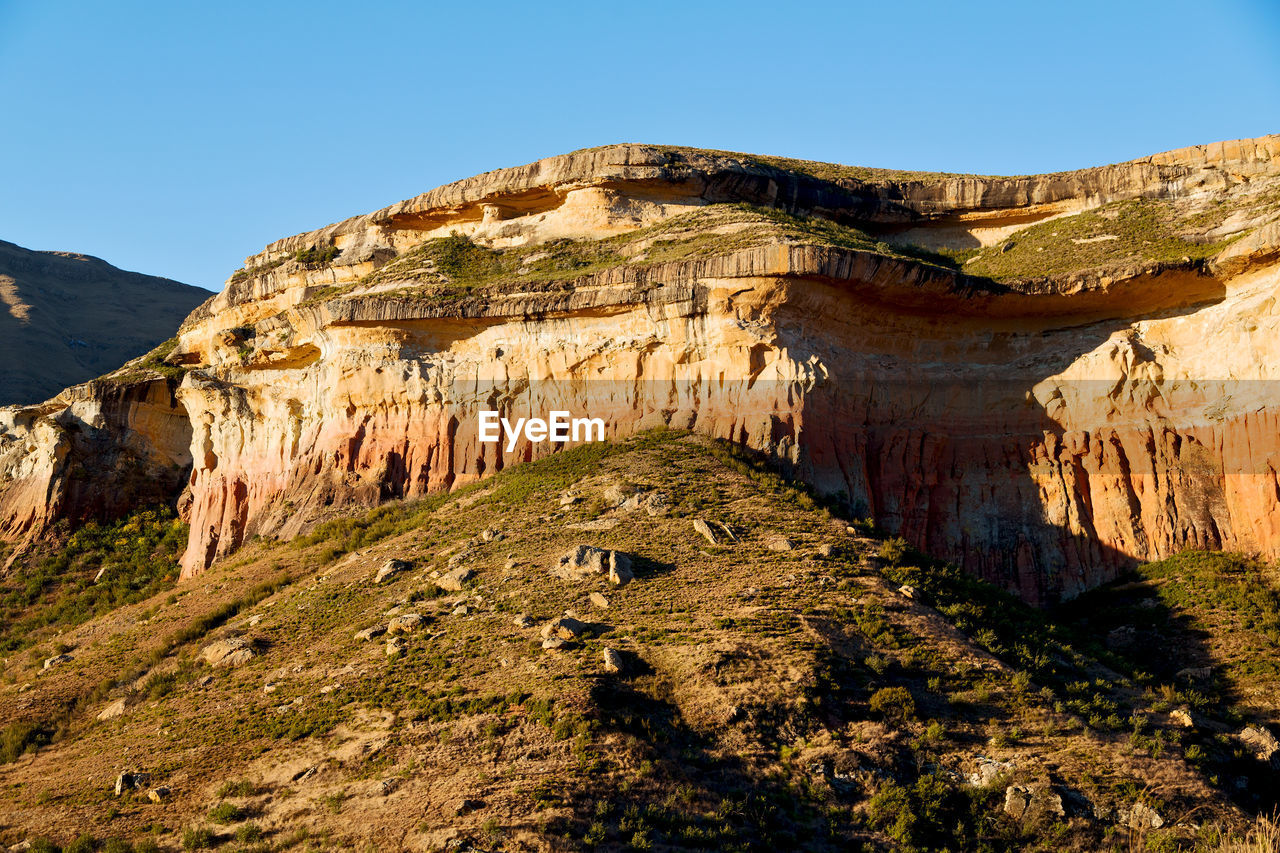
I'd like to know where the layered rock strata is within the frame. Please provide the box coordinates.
[0,375,190,559]
[3,137,1279,603]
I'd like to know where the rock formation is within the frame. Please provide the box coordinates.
[2,137,1279,603]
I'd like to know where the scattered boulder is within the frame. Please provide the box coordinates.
[96,699,127,721]
[553,545,609,580]
[602,648,624,674]
[1168,707,1195,728]
[385,637,407,657]
[966,756,1016,787]
[608,556,633,587]
[603,481,643,507]
[897,584,916,599]
[1177,665,1212,681]
[200,636,254,668]
[42,653,73,670]
[553,545,633,587]
[451,605,469,616]
[1105,626,1136,650]
[1003,786,1030,819]
[542,637,568,651]
[693,519,718,545]
[541,616,591,641]
[481,528,502,542]
[147,786,170,803]
[513,614,534,629]
[438,567,474,592]
[765,535,795,552]
[114,771,151,796]
[354,624,387,641]
[588,592,609,609]
[1003,784,1064,821]
[1238,725,1280,763]
[1118,801,1163,829]
[374,559,412,584]
[447,549,475,569]
[263,682,282,694]
[388,613,427,635]
[644,492,670,516]
[455,798,485,816]
[816,543,835,557]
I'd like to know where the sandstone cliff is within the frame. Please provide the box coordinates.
[0,240,207,406]
[3,137,1278,603]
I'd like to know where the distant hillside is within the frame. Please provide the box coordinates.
[0,240,208,406]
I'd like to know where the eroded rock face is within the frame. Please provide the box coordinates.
[0,376,192,554]
[4,138,1280,604]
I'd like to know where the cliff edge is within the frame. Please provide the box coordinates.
[3,136,1279,603]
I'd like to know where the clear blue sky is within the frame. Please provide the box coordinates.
[1,0,1276,291]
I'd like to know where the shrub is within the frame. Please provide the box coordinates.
[235,823,264,842]
[868,773,964,850]
[294,245,339,267]
[216,779,257,798]
[208,801,242,823]
[0,506,187,652]
[64,835,94,853]
[181,826,213,850]
[877,537,911,566]
[430,232,502,284]
[870,686,916,724]
[1,720,50,763]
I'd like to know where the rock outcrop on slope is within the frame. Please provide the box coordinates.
[0,240,207,406]
[3,137,1279,603]
[0,372,191,553]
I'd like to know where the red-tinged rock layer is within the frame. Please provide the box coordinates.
[4,137,1280,604]
[170,245,1280,603]
[0,377,191,561]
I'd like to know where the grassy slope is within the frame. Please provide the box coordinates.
[304,205,931,305]
[300,194,1263,310]
[960,198,1238,282]
[0,434,1277,852]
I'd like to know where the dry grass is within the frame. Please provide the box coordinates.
[1214,812,1280,852]
[305,203,931,305]
[962,198,1237,283]
[0,433,1270,850]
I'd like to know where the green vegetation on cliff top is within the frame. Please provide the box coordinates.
[960,197,1239,282]
[658,145,986,185]
[300,194,1253,308]
[305,204,938,304]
